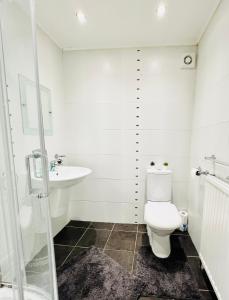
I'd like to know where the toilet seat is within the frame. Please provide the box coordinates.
[144,202,181,231]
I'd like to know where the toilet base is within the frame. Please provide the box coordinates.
[147,225,171,258]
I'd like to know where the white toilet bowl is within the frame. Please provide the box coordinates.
[144,201,181,258]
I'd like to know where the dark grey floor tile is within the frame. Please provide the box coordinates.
[171,234,198,257]
[64,246,88,264]
[181,235,198,256]
[54,227,86,246]
[67,220,90,228]
[77,229,110,248]
[136,232,150,249]
[200,290,218,300]
[138,224,147,232]
[54,245,73,267]
[89,222,113,230]
[188,257,214,291]
[113,223,137,232]
[104,249,134,272]
[172,229,189,235]
[105,231,136,251]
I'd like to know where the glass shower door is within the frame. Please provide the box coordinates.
[0,0,58,299]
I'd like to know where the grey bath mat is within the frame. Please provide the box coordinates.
[134,244,200,300]
[57,247,145,300]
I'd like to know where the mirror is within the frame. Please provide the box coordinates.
[19,74,53,135]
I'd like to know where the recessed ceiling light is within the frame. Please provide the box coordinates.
[157,2,166,19]
[76,10,87,24]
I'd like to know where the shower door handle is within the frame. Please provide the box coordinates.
[25,154,34,195]
[25,152,42,195]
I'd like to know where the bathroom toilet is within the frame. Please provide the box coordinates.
[144,168,181,258]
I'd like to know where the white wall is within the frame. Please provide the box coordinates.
[37,29,66,161]
[189,0,229,251]
[63,46,196,223]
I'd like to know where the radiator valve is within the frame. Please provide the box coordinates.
[196,167,209,176]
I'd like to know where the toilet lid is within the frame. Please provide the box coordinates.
[144,202,181,230]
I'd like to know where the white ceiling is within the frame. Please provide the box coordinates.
[36,0,220,50]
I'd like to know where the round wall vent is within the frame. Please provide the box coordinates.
[181,53,196,69]
[184,55,193,65]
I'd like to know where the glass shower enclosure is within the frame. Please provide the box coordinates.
[0,0,58,299]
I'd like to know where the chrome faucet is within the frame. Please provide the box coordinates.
[50,154,66,171]
[50,160,58,172]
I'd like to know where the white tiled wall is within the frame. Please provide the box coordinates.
[188,0,229,251]
[63,46,196,223]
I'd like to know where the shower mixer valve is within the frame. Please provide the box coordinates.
[195,167,210,176]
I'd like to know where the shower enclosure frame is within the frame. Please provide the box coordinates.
[0,0,58,299]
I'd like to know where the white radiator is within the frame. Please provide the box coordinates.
[200,175,229,300]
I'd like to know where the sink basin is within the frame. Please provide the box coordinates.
[48,166,92,188]
[32,166,92,219]
[32,166,92,189]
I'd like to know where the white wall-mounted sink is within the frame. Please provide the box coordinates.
[32,165,92,219]
[48,166,92,188]
[33,166,92,189]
